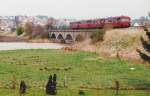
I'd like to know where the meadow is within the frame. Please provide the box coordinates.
[0,49,150,96]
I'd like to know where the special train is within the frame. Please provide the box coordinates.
[70,16,131,29]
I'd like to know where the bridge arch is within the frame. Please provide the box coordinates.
[57,34,66,43]
[65,34,73,43]
[57,34,64,40]
[51,33,56,39]
[66,34,73,40]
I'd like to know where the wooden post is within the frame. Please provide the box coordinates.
[64,73,67,88]
[116,48,121,60]
[12,75,16,89]
[19,80,26,96]
[115,81,120,95]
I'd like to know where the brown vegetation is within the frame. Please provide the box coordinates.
[32,25,44,38]
[75,34,84,42]
[24,22,33,36]
[62,46,78,52]
[71,27,146,64]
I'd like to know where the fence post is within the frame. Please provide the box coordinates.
[64,73,67,88]
[115,81,119,95]
[12,75,16,89]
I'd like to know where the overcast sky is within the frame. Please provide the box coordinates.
[0,0,150,19]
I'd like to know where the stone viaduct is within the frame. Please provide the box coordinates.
[49,30,94,43]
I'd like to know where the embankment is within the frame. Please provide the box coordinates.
[70,27,145,63]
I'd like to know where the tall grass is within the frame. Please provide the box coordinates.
[0,49,149,95]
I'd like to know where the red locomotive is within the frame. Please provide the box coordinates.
[70,16,131,29]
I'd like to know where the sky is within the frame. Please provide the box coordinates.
[0,0,150,19]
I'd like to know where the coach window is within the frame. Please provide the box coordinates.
[117,18,121,22]
[96,20,99,24]
[93,21,96,24]
[78,22,81,24]
[113,18,117,22]
[107,18,112,23]
[105,19,108,23]
[82,21,86,24]
[87,20,91,24]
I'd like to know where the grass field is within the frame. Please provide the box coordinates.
[0,49,150,96]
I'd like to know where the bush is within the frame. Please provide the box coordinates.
[75,35,84,42]
[90,29,106,43]
[16,26,24,36]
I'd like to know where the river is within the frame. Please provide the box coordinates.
[0,42,64,51]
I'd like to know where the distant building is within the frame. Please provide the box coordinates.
[0,15,77,31]
[0,16,16,32]
[54,19,76,29]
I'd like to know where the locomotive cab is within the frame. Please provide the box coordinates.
[117,16,131,28]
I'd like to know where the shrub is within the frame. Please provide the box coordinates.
[75,35,84,42]
[16,26,24,36]
[40,31,49,39]
[90,29,106,43]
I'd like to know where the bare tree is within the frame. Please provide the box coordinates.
[24,22,33,36]
[45,18,56,30]
[32,25,44,37]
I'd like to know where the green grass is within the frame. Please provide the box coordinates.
[0,49,150,96]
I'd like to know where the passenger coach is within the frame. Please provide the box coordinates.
[70,16,131,29]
